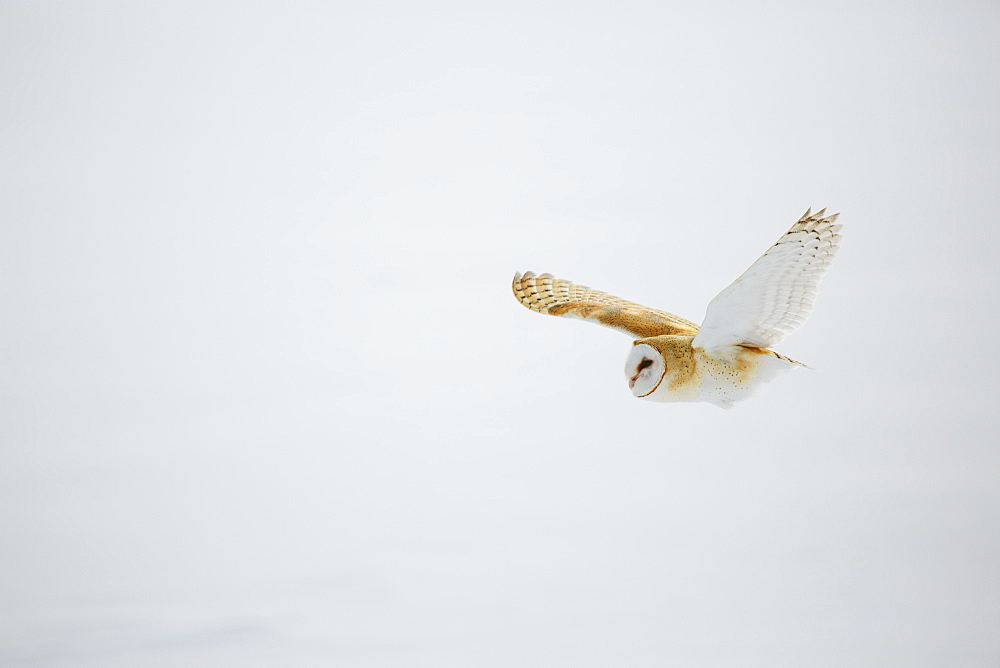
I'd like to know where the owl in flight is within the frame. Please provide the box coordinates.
[512,209,842,408]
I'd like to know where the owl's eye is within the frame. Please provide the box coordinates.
[637,359,653,371]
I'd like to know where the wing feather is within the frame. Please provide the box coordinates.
[692,209,842,352]
[512,272,699,339]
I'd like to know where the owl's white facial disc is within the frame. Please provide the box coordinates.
[625,343,665,398]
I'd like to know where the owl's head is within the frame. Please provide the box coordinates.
[624,342,666,398]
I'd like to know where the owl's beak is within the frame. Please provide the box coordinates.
[628,374,638,389]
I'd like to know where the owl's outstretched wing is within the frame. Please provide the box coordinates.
[512,272,699,339]
[692,208,842,353]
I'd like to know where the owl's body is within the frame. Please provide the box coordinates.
[512,209,842,408]
[630,335,801,409]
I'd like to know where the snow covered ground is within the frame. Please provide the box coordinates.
[2,1,999,665]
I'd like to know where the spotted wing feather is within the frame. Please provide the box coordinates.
[693,209,842,352]
[512,272,699,339]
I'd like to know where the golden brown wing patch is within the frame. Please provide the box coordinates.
[512,271,699,339]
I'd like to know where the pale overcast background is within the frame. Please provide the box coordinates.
[2,1,999,666]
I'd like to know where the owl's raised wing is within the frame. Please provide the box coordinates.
[512,272,699,339]
[692,209,842,353]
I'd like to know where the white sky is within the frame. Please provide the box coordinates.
[2,1,999,665]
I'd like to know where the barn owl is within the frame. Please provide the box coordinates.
[512,209,842,408]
